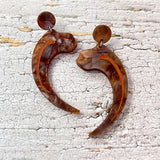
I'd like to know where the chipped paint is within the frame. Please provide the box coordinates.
[0,37,25,46]
[90,149,100,152]
[46,4,58,6]
[19,27,33,32]
[72,32,92,36]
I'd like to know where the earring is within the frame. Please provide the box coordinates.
[77,25,128,137]
[32,12,80,114]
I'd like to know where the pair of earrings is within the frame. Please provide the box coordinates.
[32,12,128,137]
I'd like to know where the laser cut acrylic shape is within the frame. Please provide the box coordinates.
[32,12,80,113]
[77,25,128,137]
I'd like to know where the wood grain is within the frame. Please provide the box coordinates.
[0,0,160,159]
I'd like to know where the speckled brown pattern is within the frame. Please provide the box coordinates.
[32,29,79,113]
[38,11,56,30]
[93,25,111,43]
[77,44,128,137]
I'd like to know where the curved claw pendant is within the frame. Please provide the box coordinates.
[77,25,128,137]
[32,12,80,114]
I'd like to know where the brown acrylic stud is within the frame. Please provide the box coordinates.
[37,11,56,30]
[93,25,111,44]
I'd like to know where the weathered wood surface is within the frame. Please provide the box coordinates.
[0,0,160,159]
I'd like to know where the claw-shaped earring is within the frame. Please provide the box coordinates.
[32,12,80,113]
[77,25,128,137]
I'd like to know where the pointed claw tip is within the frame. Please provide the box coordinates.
[89,132,96,138]
[72,109,80,114]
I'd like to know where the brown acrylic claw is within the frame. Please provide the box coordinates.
[32,12,79,113]
[76,25,128,137]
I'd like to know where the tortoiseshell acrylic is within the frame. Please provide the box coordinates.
[77,25,128,137]
[32,12,79,113]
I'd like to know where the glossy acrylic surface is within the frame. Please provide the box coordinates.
[37,12,56,30]
[93,25,111,43]
[32,30,79,113]
[77,45,128,137]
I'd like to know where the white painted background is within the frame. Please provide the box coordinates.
[0,0,160,159]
